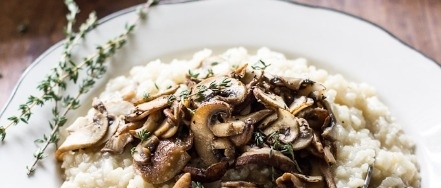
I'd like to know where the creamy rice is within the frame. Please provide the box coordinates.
[60,47,420,188]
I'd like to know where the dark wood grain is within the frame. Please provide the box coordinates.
[1,0,440,108]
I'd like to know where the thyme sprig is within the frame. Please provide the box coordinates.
[23,0,156,175]
[0,0,97,142]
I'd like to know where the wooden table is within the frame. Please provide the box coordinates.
[1,0,440,109]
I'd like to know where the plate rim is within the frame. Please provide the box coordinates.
[0,0,437,187]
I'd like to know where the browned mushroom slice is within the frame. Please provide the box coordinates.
[253,87,288,110]
[289,96,314,115]
[318,159,337,188]
[221,181,258,188]
[130,111,163,139]
[210,121,246,137]
[229,123,254,147]
[262,109,299,144]
[134,138,191,184]
[191,101,232,165]
[308,132,325,157]
[134,85,180,105]
[173,173,192,188]
[237,109,273,124]
[291,119,314,150]
[132,135,160,164]
[96,115,122,146]
[298,82,326,101]
[211,138,235,161]
[55,110,109,160]
[125,95,170,122]
[297,107,330,131]
[183,161,229,183]
[236,147,297,173]
[275,76,308,90]
[275,172,323,188]
[257,112,278,130]
[153,118,179,139]
[191,76,247,107]
[323,145,337,165]
[101,132,134,154]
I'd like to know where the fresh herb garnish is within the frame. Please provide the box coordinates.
[251,60,271,70]
[188,69,200,78]
[137,130,151,142]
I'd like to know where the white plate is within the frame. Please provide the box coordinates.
[1,0,440,187]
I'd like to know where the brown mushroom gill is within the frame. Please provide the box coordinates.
[236,147,298,173]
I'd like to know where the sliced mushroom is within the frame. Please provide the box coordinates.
[275,172,323,188]
[134,138,191,184]
[211,138,236,161]
[101,132,134,154]
[134,85,180,105]
[173,173,192,188]
[210,121,246,137]
[236,147,297,173]
[191,101,232,165]
[221,181,258,188]
[183,161,229,183]
[229,123,254,147]
[291,118,314,150]
[191,76,247,107]
[153,120,176,138]
[262,109,299,144]
[95,115,122,146]
[132,135,160,164]
[297,107,330,131]
[55,110,109,160]
[257,113,278,130]
[318,159,337,188]
[253,87,288,110]
[125,95,170,122]
[130,111,163,138]
[236,109,273,124]
[275,173,305,188]
[289,96,314,116]
[297,82,326,101]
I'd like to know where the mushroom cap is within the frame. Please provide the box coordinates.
[134,138,191,184]
[191,76,247,107]
[235,147,297,173]
[253,87,288,110]
[262,109,299,144]
[191,101,232,166]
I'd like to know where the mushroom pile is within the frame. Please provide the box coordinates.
[56,62,337,187]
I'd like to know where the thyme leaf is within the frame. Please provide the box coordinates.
[137,130,151,142]
[251,60,271,70]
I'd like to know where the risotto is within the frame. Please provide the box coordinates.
[58,47,420,188]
